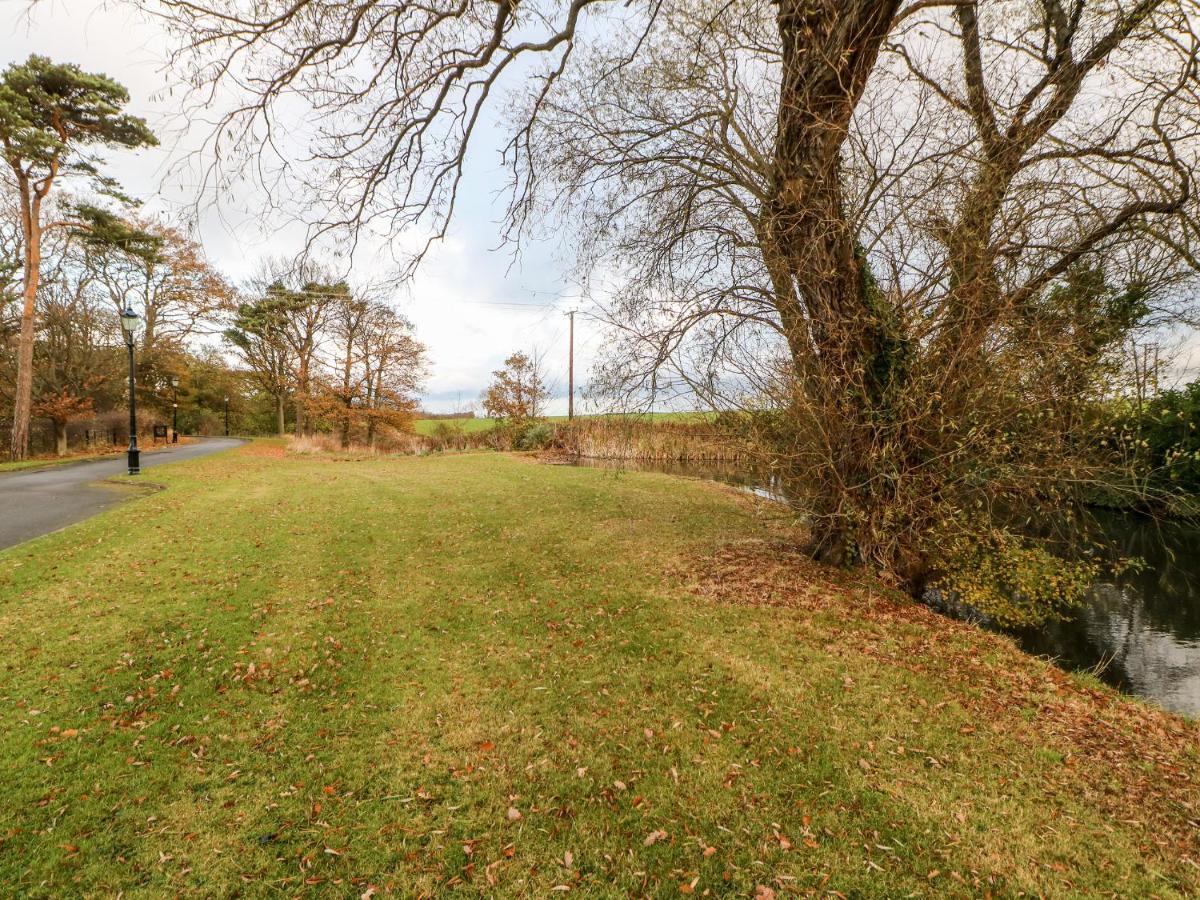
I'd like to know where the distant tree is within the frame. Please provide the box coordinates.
[30,241,122,455]
[88,217,231,362]
[482,352,549,425]
[320,291,426,449]
[242,260,345,436]
[0,55,156,459]
[225,296,294,436]
[0,182,20,305]
[356,303,425,448]
[326,292,371,449]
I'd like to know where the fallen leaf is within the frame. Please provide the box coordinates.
[506,807,522,822]
[644,829,668,846]
[485,860,501,886]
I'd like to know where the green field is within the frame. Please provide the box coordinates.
[0,443,1195,895]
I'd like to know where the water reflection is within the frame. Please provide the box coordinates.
[569,456,1200,717]
[1008,513,1200,717]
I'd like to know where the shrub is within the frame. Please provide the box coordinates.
[513,421,554,451]
[935,529,1099,627]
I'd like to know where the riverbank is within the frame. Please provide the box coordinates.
[0,445,1195,895]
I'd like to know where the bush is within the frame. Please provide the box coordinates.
[427,422,470,451]
[935,528,1099,627]
[513,421,554,451]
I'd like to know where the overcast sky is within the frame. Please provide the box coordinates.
[7,3,1196,410]
[2,0,602,414]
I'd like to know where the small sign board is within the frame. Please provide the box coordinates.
[153,424,169,443]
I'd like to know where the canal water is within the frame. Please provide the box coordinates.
[570,457,1200,717]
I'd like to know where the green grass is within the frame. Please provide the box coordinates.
[0,443,1196,896]
[413,411,712,436]
[0,451,117,473]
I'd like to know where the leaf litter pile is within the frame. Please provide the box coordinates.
[688,539,1199,885]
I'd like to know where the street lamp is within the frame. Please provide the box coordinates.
[119,305,141,475]
[224,396,230,437]
[170,376,179,443]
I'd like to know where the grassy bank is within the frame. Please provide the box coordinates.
[0,444,1196,895]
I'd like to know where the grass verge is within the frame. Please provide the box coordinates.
[0,443,1195,896]
[0,450,120,474]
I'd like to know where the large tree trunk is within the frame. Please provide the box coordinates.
[367,373,380,450]
[340,334,353,450]
[275,394,286,436]
[763,1,908,572]
[295,357,308,436]
[10,184,42,462]
[54,420,67,457]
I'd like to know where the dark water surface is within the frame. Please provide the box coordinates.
[570,457,1200,717]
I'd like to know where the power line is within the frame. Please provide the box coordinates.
[567,309,575,420]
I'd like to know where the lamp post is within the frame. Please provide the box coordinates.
[119,305,141,475]
[170,376,179,443]
[224,396,230,437]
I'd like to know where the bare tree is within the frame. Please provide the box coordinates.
[519,0,1200,609]
[356,303,425,449]
[144,0,1200,615]
[88,218,231,358]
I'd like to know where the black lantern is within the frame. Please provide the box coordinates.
[119,306,141,474]
[170,375,180,443]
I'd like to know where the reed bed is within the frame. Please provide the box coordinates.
[288,430,427,457]
[555,416,751,461]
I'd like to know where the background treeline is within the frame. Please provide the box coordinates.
[0,55,425,459]
[0,204,426,456]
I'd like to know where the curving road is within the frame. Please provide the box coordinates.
[0,438,243,551]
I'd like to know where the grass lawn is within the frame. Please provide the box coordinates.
[0,443,1196,896]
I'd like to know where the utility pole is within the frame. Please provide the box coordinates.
[567,309,575,420]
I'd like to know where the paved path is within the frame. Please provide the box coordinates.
[0,438,243,551]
